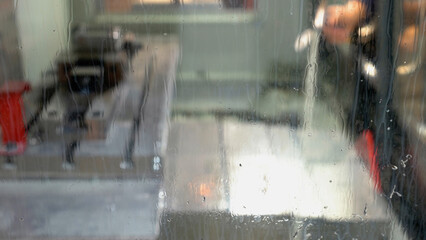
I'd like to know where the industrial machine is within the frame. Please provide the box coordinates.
[0,1,424,239]
[0,21,179,238]
[0,24,178,178]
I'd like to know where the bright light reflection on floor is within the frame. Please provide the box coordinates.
[225,121,387,220]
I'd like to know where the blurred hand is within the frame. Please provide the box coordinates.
[322,1,366,44]
[399,25,420,52]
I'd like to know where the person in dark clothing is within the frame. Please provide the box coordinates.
[321,1,426,239]
[322,0,374,44]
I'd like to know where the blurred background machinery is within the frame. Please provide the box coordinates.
[0,0,424,239]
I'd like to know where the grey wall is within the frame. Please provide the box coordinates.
[179,0,308,80]
[9,0,309,86]
[175,1,309,83]
[68,0,311,113]
[71,0,309,82]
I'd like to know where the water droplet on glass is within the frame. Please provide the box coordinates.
[159,191,166,199]
[109,204,116,213]
[253,215,261,223]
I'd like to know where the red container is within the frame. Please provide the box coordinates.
[0,81,31,155]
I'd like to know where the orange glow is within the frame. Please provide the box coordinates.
[199,183,212,197]
[188,181,215,197]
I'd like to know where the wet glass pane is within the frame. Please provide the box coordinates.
[0,0,424,239]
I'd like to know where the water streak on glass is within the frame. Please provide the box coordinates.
[0,0,424,239]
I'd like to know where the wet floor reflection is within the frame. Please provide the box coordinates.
[160,114,402,239]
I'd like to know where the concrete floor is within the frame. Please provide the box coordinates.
[0,180,162,239]
[0,78,409,239]
[0,115,408,240]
